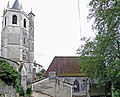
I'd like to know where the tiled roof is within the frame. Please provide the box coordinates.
[46,56,81,76]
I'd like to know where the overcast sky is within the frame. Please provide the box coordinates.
[0,0,95,70]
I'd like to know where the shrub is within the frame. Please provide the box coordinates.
[26,86,32,95]
[19,86,25,96]
[0,60,19,86]
[114,89,120,97]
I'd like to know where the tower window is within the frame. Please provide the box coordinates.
[5,17,6,26]
[22,50,27,60]
[12,15,17,24]
[23,19,26,28]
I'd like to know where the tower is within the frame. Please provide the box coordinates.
[1,0,35,81]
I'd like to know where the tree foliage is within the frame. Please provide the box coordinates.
[0,60,26,95]
[77,0,120,95]
[0,60,19,86]
[36,69,46,78]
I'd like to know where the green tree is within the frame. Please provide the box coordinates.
[0,60,19,86]
[77,0,120,96]
[36,69,46,78]
[0,60,25,95]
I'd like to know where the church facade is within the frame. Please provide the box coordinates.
[1,0,35,82]
[46,56,105,97]
[46,56,90,97]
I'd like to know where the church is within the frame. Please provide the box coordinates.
[1,0,35,82]
[0,0,107,97]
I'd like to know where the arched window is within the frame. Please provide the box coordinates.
[5,17,6,26]
[73,79,79,92]
[23,19,26,28]
[12,15,17,24]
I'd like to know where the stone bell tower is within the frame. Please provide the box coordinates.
[1,0,35,81]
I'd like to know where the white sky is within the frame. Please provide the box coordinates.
[0,0,94,70]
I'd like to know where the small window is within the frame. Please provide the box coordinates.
[23,54,27,60]
[5,17,6,26]
[24,19,26,28]
[73,79,79,92]
[22,50,27,60]
[12,15,17,24]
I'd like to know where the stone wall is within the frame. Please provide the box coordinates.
[0,86,17,97]
[32,78,72,97]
